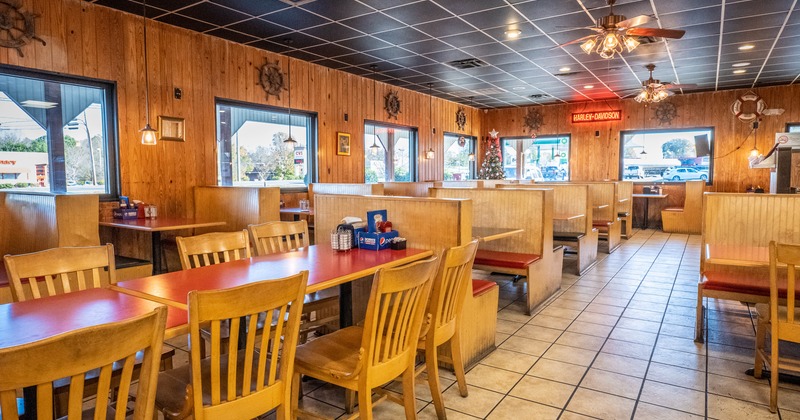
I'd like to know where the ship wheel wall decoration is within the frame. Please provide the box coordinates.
[455,106,467,131]
[0,0,45,57]
[653,102,677,126]
[523,109,544,134]
[256,59,286,101]
[384,90,401,119]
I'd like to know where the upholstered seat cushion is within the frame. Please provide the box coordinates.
[592,220,613,228]
[474,250,541,269]
[554,232,586,242]
[472,279,496,297]
[617,211,630,217]
[702,270,800,298]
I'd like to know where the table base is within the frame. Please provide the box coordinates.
[746,368,800,385]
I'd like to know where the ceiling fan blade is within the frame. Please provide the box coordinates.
[550,35,598,50]
[664,83,697,89]
[617,15,655,29]
[626,27,686,39]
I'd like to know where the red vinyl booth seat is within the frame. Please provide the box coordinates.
[592,220,613,228]
[471,279,496,297]
[702,270,800,299]
[474,250,541,270]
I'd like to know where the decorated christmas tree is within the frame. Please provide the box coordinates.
[478,129,504,180]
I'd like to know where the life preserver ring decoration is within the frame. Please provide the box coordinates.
[730,92,766,123]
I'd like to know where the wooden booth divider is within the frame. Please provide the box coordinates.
[433,180,482,188]
[309,183,385,206]
[193,186,281,234]
[616,181,634,238]
[662,180,705,234]
[314,194,498,368]
[430,187,563,314]
[497,184,598,275]
[696,193,800,341]
[564,182,622,252]
[382,182,434,197]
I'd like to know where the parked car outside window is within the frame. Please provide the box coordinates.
[662,167,708,181]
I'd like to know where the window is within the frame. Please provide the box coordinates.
[443,133,475,180]
[216,100,316,189]
[620,127,713,183]
[0,67,118,196]
[364,123,417,182]
[787,123,800,133]
[501,135,570,181]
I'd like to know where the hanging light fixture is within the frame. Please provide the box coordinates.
[369,65,381,156]
[580,31,639,59]
[139,0,157,145]
[284,56,297,144]
[426,83,435,160]
[634,65,671,104]
[750,121,760,157]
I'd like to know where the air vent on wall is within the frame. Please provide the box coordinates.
[446,58,488,69]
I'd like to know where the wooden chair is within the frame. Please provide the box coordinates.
[176,230,251,270]
[418,240,479,419]
[0,305,167,420]
[249,220,338,340]
[4,244,116,302]
[291,258,438,420]
[661,180,704,234]
[754,241,800,412]
[155,271,308,420]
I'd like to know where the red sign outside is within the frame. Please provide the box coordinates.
[571,110,622,123]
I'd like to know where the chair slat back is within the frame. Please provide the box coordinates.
[3,244,116,302]
[249,221,309,256]
[430,241,478,333]
[176,230,251,270]
[772,241,800,325]
[0,306,167,420]
[187,271,308,420]
[361,258,437,373]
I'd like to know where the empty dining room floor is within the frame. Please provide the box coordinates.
[290,229,800,419]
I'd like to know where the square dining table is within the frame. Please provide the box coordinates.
[111,245,433,328]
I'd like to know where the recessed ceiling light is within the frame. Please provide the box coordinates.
[733,69,746,74]
[559,66,571,72]
[584,85,594,89]
[738,44,755,51]
[732,62,750,67]
[505,29,522,39]
[513,86,527,91]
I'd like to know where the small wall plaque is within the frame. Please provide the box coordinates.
[158,116,185,142]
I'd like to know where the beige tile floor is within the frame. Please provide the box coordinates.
[162,229,800,419]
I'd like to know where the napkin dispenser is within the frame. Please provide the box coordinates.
[336,218,365,249]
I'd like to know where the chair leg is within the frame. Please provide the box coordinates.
[291,373,301,418]
[753,316,767,379]
[357,387,373,420]
[345,390,356,414]
[770,333,779,413]
[450,333,468,397]
[402,368,417,420]
[694,287,704,342]
[425,345,445,419]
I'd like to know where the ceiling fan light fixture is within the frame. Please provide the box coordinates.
[580,38,597,54]
[603,33,620,49]
[624,36,640,52]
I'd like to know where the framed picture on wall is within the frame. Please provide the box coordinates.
[158,116,185,142]
[337,132,351,156]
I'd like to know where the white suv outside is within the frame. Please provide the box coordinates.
[662,167,708,181]
[624,165,644,179]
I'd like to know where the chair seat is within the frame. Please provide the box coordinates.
[294,326,363,378]
[474,250,540,269]
[554,232,586,242]
[755,303,800,322]
[472,279,496,297]
[702,271,800,298]
[156,349,267,411]
[662,207,684,212]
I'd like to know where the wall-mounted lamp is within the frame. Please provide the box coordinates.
[426,148,435,160]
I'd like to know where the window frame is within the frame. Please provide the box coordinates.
[500,134,572,181]
[0,64,120,199]
[443,132,476,181]
[364,120,418,182]
[618,126,715,185]
[215,97,318,192]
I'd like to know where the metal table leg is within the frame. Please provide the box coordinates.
[339,282,353,328]
[151,231,162,275]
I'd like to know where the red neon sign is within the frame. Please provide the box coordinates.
[571,110,622,123]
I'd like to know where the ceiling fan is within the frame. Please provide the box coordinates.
[556,0,686,59]
[630,64,696,103]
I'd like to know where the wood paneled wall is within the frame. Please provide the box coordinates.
[9,0,482,218]
[484,85,800,193]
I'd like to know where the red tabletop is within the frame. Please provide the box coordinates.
[0,288,187,349]
[99,217,226,232]
[112,246,433,309]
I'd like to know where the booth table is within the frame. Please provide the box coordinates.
[112,245,432,328]
[99,217,226,274]
[472,227,524,242]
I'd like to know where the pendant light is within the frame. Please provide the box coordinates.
[139,0,157,145]
[749,120,759,157]
[369,65,381,156]
[467,96,475,161]
[426,83,435,160]
[284,57,297,144]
